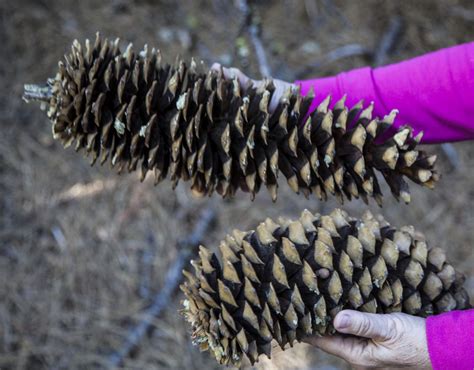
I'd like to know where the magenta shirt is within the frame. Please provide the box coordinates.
[296,43,474,368]
[295,42,474,144]
[426,310,474,370]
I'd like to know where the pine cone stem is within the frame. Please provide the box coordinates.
[23,84,52,103]
[180,209,470,366]
[23,34,439,204]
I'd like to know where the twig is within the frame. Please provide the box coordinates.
[107,206,216,367]
[303,0,348,29]
[138,232,156,300]
[51,226,67,251]
[294,43,371,78]
[441,143,460,171]
[212,0,231,21]
[23,84,52,103]
[55,179,117,204]
[248,24,271,76]
[236,0,272,76]
[324,44,371,65]
[320,0,348,26]
[303,0,319,30]
[296,15,402,78]
[177,207,216,249]
[373,16,404,66]
[450,6,474,21]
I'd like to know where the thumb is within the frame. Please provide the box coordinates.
[210,63,252,87]
[333,310,396,341]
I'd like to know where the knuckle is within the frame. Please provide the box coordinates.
[356,316,372,336]
[230,67,242,76]
[386,315,405,342]
[386,317,398,338]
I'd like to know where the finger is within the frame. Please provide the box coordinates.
[211,63,250,84]
[333,310,396,341]
[303,335,368,363]
[211,63,233,78]
[211,63,233,80]
[210,62,221,72]
[227,67,252,87]
[267,79,297,113]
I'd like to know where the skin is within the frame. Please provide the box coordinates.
[211,63,295,113]
[211,63,433,369]
[304,310,431,369]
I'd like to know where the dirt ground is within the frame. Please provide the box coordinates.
[0,0,473,369]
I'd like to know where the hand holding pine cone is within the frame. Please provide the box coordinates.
[180,208,470,366]
[24,34,438,204]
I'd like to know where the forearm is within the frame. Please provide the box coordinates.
[295,42,474,144]
[426,309,474,370]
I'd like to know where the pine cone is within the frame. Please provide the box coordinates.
[180,208,470,366]
[24,34,439,204]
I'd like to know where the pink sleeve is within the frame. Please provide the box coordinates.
[426,310,474,370]
[295,42,474,144]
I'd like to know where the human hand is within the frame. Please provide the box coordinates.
[210,63,296,113]
[304,310,431,369]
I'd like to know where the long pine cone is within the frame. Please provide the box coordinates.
[180,208,470,366]
[24,34,438,204]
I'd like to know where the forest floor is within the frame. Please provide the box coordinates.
[0,0,473,369]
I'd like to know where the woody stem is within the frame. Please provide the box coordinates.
[23,84,52,103]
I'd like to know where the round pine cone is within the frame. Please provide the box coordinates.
[180,208,470,366]
[24,34,438,204]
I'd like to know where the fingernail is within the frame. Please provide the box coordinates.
[336,313,350,329]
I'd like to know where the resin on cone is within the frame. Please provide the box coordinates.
[24,34,439,204]
[180,209,470,366]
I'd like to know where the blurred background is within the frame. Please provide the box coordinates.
[0,0,473,369]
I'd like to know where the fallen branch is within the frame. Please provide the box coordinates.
[450,6,474,21]
[304,0,348,29]
[248,23,271,76]
[138,232,156,300]
[324,43,372,65]
[303,0,319,30]
[236,0,272,76]
[441,143,460,171]
[373,16,404,66]
[320,0,348,27]
[107,206,216,367]
[295,15,403,79]
[294,43,371,78]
